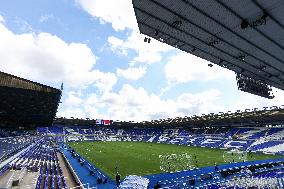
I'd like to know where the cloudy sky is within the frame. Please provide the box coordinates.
[0,0,283,121]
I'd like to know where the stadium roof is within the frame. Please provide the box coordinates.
[0,71,62,128]
[0,71,59,93]
[59,106,284,128]
[113,105,284,128]
[132,0,284,90]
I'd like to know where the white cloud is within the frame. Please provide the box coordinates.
[0,15,5,23]
[270,89,284,106]
[75,0,138,31]
[39,14,55,23]
[14,17,34,33]
[108,31,173,65]
[107,36,126,55]
[58,107,87,119]
[64,84,222,121]
[58,82,284,121]
[92,70,118,93]
[117,66,147,80]
[224,88,284,113]
[1,12,282,123]
[165,53,235,84]
[108,85,221,121]
[65,91,83,107]
[0,21,117,89]
[176,89,221,115]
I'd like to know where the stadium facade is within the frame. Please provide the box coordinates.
[1,0,284,188]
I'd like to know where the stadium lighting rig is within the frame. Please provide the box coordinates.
[144,37,151,43]
[241,13,268,29]
[132,0,284,97]
[236,73,274,99]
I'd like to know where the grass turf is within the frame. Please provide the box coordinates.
[68,141,282,179]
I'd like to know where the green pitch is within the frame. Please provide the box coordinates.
[68,141,282,179]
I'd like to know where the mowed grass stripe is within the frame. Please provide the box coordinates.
[68,141,282,179]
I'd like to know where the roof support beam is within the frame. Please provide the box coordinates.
[134,6,284,87]
[216,0,284,61]
[148,0,284,79]
[137,19,283,88]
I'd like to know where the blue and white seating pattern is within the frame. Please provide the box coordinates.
[0,136,40,162]
[38,126,284,156]
[6,138,67,189]
[35,125,284,188]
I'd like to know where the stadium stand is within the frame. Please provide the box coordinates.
[0,135,39,163]
[2,0,284,188]
[1,106,284,188]
[0,72,78,189]
[1,73,284,188]
[61,144,115,189]
[34,106,284,188]
[53,123,284,188]
[39,125,284,156]
[0,71,62,127]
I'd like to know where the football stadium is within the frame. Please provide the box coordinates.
[1,0,284,189]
